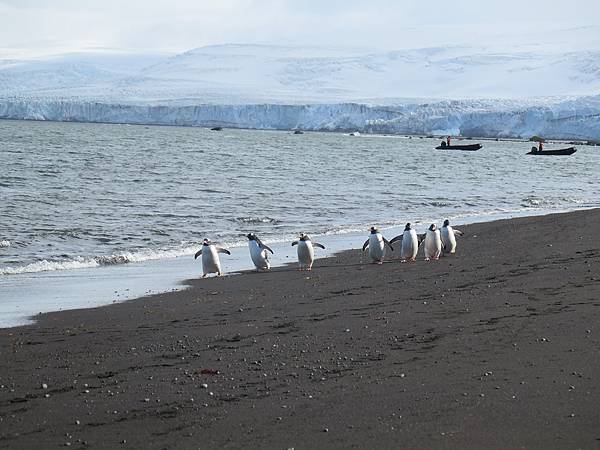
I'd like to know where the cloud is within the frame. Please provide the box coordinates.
[0,0,598,57]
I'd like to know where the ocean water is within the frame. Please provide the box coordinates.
[1,119,598,326]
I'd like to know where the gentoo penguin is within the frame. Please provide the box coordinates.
[441,219,464,255]
[390,223,423,262]
[194,238,231,277]
[246,233,274,271]
[424,224,442,261]
[291,233,325,271]
[362,226,394,264]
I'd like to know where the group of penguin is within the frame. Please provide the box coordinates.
[362,219,463,264]
[194,220,463,277]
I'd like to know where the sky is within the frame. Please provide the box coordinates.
[0,0,599,58]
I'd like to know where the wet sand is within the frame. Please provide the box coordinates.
[1,209,600,449]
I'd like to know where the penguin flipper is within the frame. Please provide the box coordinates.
[216,247,231,255]
[362,239,370,251]
[417,233,426,245]
[389,235,403,245]
[291,241,298,246]
[454,229,464,236]
[313,242,325,250]
[258,240,274,254]
[194,249,202,259]
[383,237,394,251]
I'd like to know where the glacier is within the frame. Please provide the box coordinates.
[0,96,598,140]
[1,41,600,139]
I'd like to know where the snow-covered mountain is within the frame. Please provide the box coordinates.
[1,37,600,139]
[2,43,600,102]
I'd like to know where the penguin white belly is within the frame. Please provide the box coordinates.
[202,245,222,275]
[297,241,315,269]
[369,234,385,262]
[441,226,457,254]
[249,241,270,269]
[424,230,442,259]
[401,230,418,260]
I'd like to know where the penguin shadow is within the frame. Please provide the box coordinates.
[231,243,461,277]
[272,251,368,272]
[278,252,451,272]
[240,263,329,275]
[318,261,373,269]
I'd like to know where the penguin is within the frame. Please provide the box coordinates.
[246,233,274,271]
[390,223,423,262]
[424,224,442,261]
[194,238,231,277]
[441,219,464,255]
[362,226,394,264]
[291,233,325,271]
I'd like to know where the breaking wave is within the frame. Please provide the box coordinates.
[521,195,586,208]
[0,236,256,276]
[0,246,200,275]
[233,216,281,225]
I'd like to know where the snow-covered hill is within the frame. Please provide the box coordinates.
[1,37,599,139]
[2,43,600,102]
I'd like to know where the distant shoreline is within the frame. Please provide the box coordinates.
[0,115,597,145]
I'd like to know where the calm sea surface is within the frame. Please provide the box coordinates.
[1,120,598,325]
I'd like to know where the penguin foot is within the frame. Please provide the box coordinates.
[424,257,430,261]
[202,274,208,278]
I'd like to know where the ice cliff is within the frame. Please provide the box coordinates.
[1,43,599,139]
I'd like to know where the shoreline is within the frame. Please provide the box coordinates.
[1,208,599,448]
[1,116,598,144]
[2,205,598,329]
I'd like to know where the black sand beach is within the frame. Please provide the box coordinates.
[1,210,600,449]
